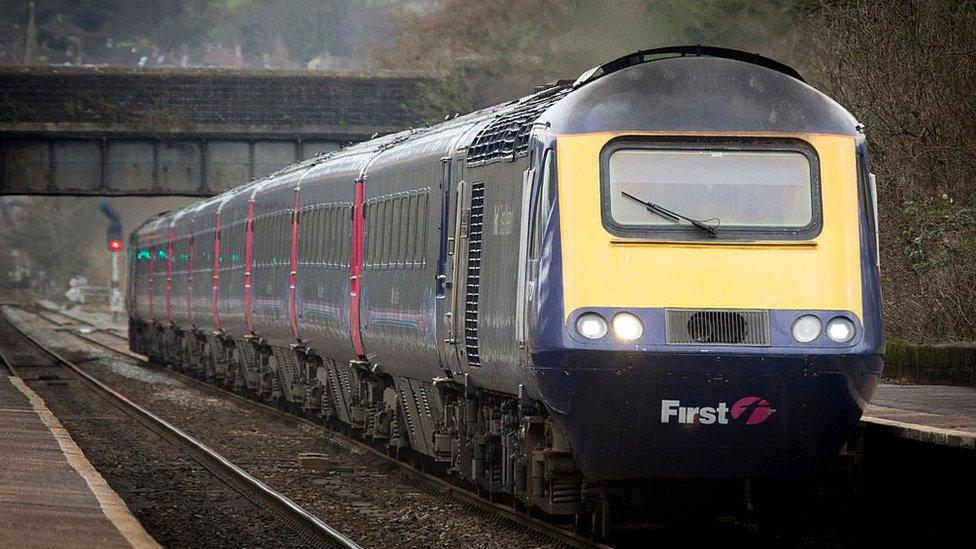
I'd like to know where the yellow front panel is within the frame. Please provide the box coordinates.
[557,132,863,320]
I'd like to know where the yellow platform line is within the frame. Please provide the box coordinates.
[8,376,160,549]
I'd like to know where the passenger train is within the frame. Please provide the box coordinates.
[127,46,884,533]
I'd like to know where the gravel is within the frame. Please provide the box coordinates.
[2,312,311,548]
[6,308,557,549]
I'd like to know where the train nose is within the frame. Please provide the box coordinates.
[531,350,881,480]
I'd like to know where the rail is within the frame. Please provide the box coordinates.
[29,307,604,548]
[0,309,360,549]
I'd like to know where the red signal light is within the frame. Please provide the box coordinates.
[108,239,123,252]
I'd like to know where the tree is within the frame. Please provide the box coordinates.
[370,0,799,117]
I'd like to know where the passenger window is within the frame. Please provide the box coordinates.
[298,210,308,265]
[366,203,376,268]
[379,199,390,269]
[343,205,352,268]
[400,196,410,268]
[405,195,417,268]
[417,192,428,266]
[278,213,287,268]
[308,208,315,266]
[395,196,406,268]
[318,206,332,267]
[330,205,340,266]
[320,207,329,266]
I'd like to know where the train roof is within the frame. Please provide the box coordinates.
[544,45,861,136]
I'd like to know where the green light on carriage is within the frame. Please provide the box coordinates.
[230,253,240,262]
[136,249,152,261]
[181,253,190,262]
[158,249,168,260]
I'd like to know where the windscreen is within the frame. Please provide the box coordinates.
[607,149,814,231]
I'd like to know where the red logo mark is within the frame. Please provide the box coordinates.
[731,396,774,425]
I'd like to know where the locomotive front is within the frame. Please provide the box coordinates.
[528,51,884,481]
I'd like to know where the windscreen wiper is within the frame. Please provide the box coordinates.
[621,191,718,237]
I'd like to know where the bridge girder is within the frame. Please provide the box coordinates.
[0,132,343,196]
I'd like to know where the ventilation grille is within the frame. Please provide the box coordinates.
[666,309,770,346]
[464,183,485,366]
[466,85,571,164]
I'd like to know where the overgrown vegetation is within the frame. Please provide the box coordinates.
[373,0,797,114]
[797,0,976,341]
[0,198,100,294]
[374,0,976,342]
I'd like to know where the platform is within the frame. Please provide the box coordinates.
[862,383,976,449]
[0,374,158,548]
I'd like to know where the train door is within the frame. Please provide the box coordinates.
[447,166,489,372]
[515,148,554,362]
[349,176,366,358]
[437,154,465,376]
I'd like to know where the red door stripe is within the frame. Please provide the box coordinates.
[349,177,366,357]
[244,200,256,334]
[288,188,301,340]
[165,227,174,323]
[148,243,155,318]
[212,213,222,332]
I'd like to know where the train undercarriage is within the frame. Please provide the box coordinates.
[130,321,610,526]
[131,319,814,539]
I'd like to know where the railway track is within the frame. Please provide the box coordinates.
[28,306,604,549]
[0,308,360,549]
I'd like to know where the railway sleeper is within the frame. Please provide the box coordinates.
[134,321,593,523]
[138,319,809,537]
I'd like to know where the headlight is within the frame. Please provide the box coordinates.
[791,315,822,343]
[576,313,608,339]
[612,312,644,341]
[826,317,856,343]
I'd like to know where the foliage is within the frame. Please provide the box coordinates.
[796,0,976,341]
[0,0,380,68]
[902,195,976,275]
[1,199,101,295]
[371,0,799,115]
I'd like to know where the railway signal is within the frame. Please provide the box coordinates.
[99,202,125,321]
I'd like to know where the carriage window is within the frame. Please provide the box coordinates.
[299,209,310,264]
[416,192,428,265]
[328,208,336,267]
[366,203,377,268]
[395,197,405,268]
[381,199,393,269]
[342,205,352,268]
[395,198,404,267]
[330,206,340,266]
[323,207,331,266]
[360,192,429,270]
[603,143,819,239]
[406,195,418,267]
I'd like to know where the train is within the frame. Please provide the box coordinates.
[127,46,884,534]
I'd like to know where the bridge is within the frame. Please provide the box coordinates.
[0,66,428,196]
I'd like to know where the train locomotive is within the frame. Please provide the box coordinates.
[127,46,884,532]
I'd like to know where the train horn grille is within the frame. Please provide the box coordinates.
[665,309,770,346]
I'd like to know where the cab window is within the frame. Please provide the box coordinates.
[602,139,821,240]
